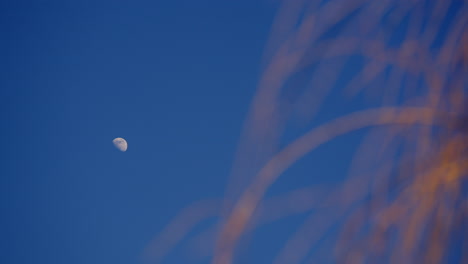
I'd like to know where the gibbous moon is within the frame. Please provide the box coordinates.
[113,137,128,152]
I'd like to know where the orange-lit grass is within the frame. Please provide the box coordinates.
[145,1,468,263]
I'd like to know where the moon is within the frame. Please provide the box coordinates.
[113,137,128,152]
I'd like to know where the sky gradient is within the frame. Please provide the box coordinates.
[1,1,277,263]
[2,1,467,264]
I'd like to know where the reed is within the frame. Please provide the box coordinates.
[145,1,468,263]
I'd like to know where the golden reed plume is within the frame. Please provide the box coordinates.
[144,1,468,263]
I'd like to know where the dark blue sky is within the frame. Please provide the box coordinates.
[0,1,279,263]
[1,1,466,264]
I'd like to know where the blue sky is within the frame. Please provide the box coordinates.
[0,1,279,263]
[1,1,466,264]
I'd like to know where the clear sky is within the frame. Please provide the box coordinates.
[1,1,466,264]
[1,1,279,263]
